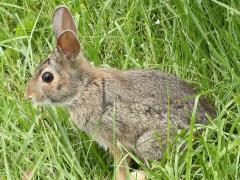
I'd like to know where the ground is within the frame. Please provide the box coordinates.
[0,0,240,179]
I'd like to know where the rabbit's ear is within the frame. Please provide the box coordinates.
[52,5,77,39]
[57,30,81,59]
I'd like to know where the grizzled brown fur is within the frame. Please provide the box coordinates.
[25,5,215,180]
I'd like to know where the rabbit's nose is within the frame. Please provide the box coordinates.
[24,86,34,100]
[24,91,31,100]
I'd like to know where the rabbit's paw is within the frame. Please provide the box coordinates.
[130,170,146,180]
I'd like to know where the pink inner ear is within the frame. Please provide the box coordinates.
[57,30,81,59]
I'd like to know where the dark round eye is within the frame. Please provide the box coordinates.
[42,72,54,83]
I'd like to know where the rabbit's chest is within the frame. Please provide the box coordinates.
[68,106,110,149]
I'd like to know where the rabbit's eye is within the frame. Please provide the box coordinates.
[42,72,54,83]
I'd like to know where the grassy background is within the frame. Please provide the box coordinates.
[0,0,240,179]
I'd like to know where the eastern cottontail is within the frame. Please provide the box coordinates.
[25,5,215,180]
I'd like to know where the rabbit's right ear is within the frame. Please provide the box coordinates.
[52,5,77,39]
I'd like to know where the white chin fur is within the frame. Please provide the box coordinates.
[31,99,50,105]
[32,98,74,107]
[30,94,76,107]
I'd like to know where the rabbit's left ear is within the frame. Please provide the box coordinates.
[57,30,80,59]
[52,5,77,39]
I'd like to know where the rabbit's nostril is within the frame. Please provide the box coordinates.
[25,94,31,100]
[27,96,32,100]
[26,93,34,100]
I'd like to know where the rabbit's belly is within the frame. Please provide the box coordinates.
[92,134,108,150]
[135,130,165,160]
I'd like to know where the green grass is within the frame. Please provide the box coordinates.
[1,0,240,179]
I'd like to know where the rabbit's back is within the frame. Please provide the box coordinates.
[104,70,213,126]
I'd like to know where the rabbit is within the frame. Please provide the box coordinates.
[25,5,215,180]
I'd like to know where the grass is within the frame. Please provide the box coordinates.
[0,0,240,179]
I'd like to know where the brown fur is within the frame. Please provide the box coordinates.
[25,5,215,180]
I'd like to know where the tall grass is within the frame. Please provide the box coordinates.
[0,0,240,179]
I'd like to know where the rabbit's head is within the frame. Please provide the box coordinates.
[25,6,94,105]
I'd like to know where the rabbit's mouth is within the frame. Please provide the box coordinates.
[25,89,50,105]
[29,95,49,105]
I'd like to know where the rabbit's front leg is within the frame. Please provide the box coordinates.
[111,146,146,180]
[110,146,128,180]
